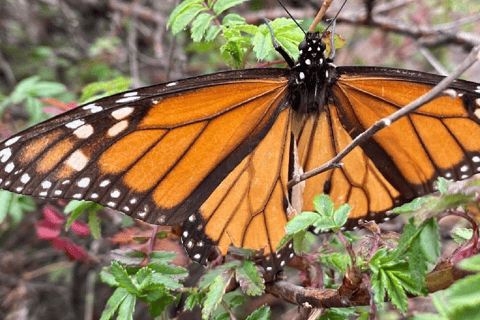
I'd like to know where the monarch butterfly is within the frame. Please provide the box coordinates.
[1,11,480,277]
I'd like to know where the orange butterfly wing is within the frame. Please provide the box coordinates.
[295,67,480,225]
[0,70,290,227]
[182,108,295,272]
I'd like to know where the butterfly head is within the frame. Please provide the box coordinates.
[288,32,335,114]
[297,32,327,68]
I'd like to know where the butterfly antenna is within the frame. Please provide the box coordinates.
[264,18,295,67]
[277,0,306,35]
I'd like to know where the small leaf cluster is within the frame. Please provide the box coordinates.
[100,253,188,319]
[278,194,350,253]
[167,0,304,68]
[369,218,439,312]
[100,253,268,320]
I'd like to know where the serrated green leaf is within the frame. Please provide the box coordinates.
[148,262,188,275]
[285,211,319,234]
[383,269,408,312]
[151,273,185,289]
[203,271,234,320]
[101,268,119,287]
[246,305,271,320]
[117,292,136,320]
[110,261,138,294]
[236,260,264,296]
[205,25,221,41]
[185,291,205,310]
[167,0,202,28]
[333,204,350,228]
[389,196,431,214]
[212,0,249,15]
[170,4,206,35]
[252,30,273,60]
[191,13,213,42]
[313,194,334,216]
[452,228,473,244]
[99,287,129,320]
[222,13,246,26]
[319,252,351,272]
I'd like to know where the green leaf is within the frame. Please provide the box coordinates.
[285,211,319,234]
[203,270,234,320]
[319,252,351,273]
[449,273,480,311]
[252,28,273,60]
[185,291,205,310]
[101,268,120,287]
[222,13,246,26]
[436,177,449,194]
[170,4,206,35]
[459,254,480,272]
[100,287,129,320]
[0,191,13,223]
[318,307,356,320]
[110,261,138,294]
[148,294,175,317]
[167,0,202,28]
[313,194,334,216]
[149,251,177,264]
[452,228,473,244]
[212,0,249,15]
[191,13,214,42]
[64,200,92,229]
[88,207,101,239]
[235,260,265,296]
[117,292,136,320]
[389,196,431,214]
[333,204,351,228]
[205,25,221,42]
[420,219,440,264]
[246,305,271,320]
[382,269,408,312]
[80,77,132,103]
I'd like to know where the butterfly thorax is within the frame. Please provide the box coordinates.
[287,32,337,114]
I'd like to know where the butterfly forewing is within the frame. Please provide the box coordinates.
[0,69,290,227]
[182,108,294,273]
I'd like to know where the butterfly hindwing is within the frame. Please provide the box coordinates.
[0,69,290,226]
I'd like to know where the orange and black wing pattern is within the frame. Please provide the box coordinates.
[295,66,480,226]
[0,69,290,229]
[182,108,295,273]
